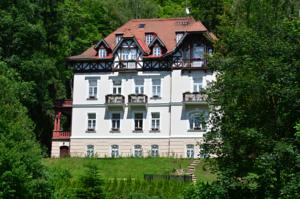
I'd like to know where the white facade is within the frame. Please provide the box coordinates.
[67,69,215,158]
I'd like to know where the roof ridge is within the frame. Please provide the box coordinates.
[129,16,195,22]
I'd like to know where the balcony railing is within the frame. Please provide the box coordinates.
[54,99,72,108]
[183,92,207,104]
[114,60,142,71]
[128,94,148,106]
[173,58,207,69]
[52,131,71,140]
[105,94,125,106]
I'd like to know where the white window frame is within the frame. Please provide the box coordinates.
[134,144,143,157]
[176,32,184,43]
[88,79,98,99]
[111,112,121,131]
[121,48,137,61]
[151,112,160,131]
[192,44,205,59]
[152,79,161,97]
[145,33,153,45]
[86,145,94,157]
[193,78,202,92]
[188,111,208,131]
[98,48,107,58]
[134,80,144,94]
[153,46,161,56]
[87,113,96,132]
[186,144,194,158]
[112,80,122,94]
[134,112,143,131]
[151,145,159,157]
[115,34,122,44]
[111,145,119,158]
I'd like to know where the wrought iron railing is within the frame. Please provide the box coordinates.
[128,94,148,104]
[183,92,207,103]
[105,94,125,104]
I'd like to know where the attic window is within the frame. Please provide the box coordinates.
[138,24,145,28]
[145,33,154,45]
[176,32,184,43]
[115,34,123,44]
[153,47,161,56]
[98,49,107,58]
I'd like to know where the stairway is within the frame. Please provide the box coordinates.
[186,159,201,183]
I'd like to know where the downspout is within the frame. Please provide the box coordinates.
[168,69,172,157]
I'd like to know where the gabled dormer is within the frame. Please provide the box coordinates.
[149,36,167,57]
[145,32,155,46]
[94,40,111,59]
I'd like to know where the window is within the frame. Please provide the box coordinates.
[134,113,143,131]
[145,33,153,45]
[121,48,137,60]
[135,80,144,94]
[111,145,119,158]
[86,145,94,157]
[113,80,122,94]
[151,113,160,131]
[111,113,121,131]
[192,44,205,59]
[176,32,184,43]
[186,144,194,158]
[88,79,97,99]
[87,113,96,131]
[189,112,208,131]
[151,145,159,157]
[134,145,143,157]
[152,79,161,97]
[98,48,107,58]
[193,79,202,92]
[115,34,123,44]
[153,47,161,56]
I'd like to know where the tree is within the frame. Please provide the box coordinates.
[0,61,51,198]
[196,0,300,198]
[76,163,105,199]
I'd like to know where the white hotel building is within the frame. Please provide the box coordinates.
[51,17,216,158]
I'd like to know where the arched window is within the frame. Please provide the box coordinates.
[111,145,119,158]
[86,145,94,157]
[134,145,143,157]
[98,48,107,58]
[151,145,159,157]
[189,111,208,131]
[186,144,194,158]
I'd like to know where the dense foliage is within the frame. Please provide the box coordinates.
[193,0,300,198]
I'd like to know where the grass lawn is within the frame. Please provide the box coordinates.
[194,160,217,183]
[43,157,216,182]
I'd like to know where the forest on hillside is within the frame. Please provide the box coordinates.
[0,0,299,198]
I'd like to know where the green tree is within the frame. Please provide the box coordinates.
[0,61,51,198]
[198,0,300,198]
[76,163,105,199]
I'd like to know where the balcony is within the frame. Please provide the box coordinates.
[183,92,207,105]
[114,61,142,72]
[54,99,72,109]
[173,58,208,70]
[52,131,71,140]
[128,94,148,108]
[105,94,125,108]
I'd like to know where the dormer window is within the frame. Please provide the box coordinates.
[145,33,154,45]
[153,47,161,56]
[98,48,107,58]
[176,32,184,43]
[115,34,123,44]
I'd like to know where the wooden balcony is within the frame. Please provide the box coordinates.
[173,58,208,70]
[105,94,125,108]
[113,60,142,72]
[52,131,71,140]
[183,92,207,105]
[54,99,72,109]
[128,94,148,108]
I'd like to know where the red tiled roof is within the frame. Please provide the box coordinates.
[68,17,215,61]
